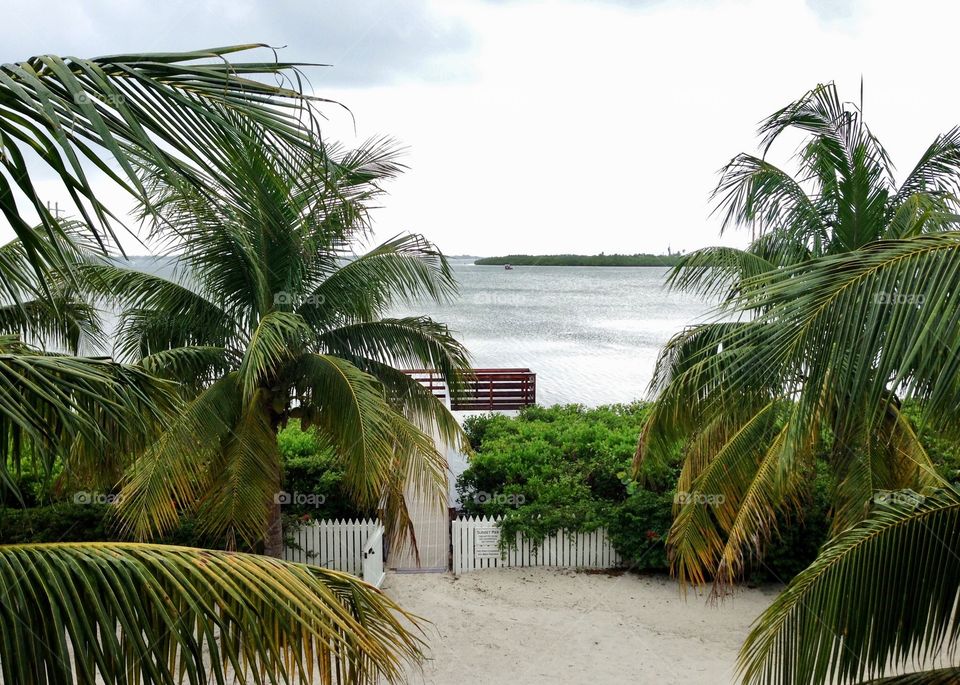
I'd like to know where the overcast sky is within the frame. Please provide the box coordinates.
[4,0,960,256]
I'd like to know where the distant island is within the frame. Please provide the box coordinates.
[474,253,683,267]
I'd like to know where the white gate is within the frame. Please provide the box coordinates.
[284,518,383,579]
[362,524,386,587]
[452,516,622,574]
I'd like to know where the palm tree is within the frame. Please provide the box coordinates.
[637,83,960,590]
[0,47,429,683]
[81,127,470,557]
[725,236,960,683]
[0,229,426,683]
[637,84,960,682]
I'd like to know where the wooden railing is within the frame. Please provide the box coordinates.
[402,368,536,411]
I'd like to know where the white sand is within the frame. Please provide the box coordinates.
[384,568,779,685]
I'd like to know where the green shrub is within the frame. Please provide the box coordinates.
[2,451,62,507]
[0,423,363,549]
[0,503,121,544]
[459,403,837,583]
[278,421,370,520]
[607,489,673,571]
[0,503,229,548]
[458,403,678,556]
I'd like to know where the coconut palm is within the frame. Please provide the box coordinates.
[0,238,426,684]
[80,127,470,557]
[638,84,960,683]
[0,47,430,683]
[636,83,960,588]
[721,235,960,683]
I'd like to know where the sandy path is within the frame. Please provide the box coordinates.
[384,568,779,685]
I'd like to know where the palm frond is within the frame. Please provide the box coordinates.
[318,316,471,392]
[0,338,173,493]
[238,311,312,399]
[293,353,450,551]
[862,667,960,684]
[0,295,102,354]
[0,47,328,279]
[728,233,960,437]
[0,542,423,684]
[665,246,779,301]
[346,359,471,456]
[712,153,826,246]
[666,401,781,587]
[894,127,960,205]
[139,345,236,392]
[197,389,282,547]
[830,398,944,533]
[292,354,400,509]
[299,234,459,326]
[115,374,243,540]
[739,487,960,685]
[76,260,232,360]
[379,410,449,554]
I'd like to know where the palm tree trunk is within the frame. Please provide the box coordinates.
[264,499,284,558]
[264,408,285,558]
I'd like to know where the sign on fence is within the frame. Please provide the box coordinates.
[474,523,501,558]
[452,516,622,574]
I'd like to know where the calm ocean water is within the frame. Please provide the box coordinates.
[125,257,712,407]
[399,260,712,407]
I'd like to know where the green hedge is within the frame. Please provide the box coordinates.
[277,422,371,521]
[0,503,227,548]
[0,421,366,548]
[457,403,832,580]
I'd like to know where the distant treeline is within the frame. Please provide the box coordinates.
[474,253,683,267]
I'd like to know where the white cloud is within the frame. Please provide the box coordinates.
[4,0,960,256]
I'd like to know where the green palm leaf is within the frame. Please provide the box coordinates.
[0,46,326,284]
[863,668,960,684]
[115,374,244,541]
[739,487,960,685]
[664,246,780,301]
[0,337,173,492]
[641,84,960,594]
[0,542,423,684]
[298,233,460,326]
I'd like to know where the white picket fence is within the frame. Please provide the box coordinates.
[287,515,623,579]
[284,518,385,586]
[452,516,622,574]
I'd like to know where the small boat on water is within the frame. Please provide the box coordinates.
[504,264,513,270]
